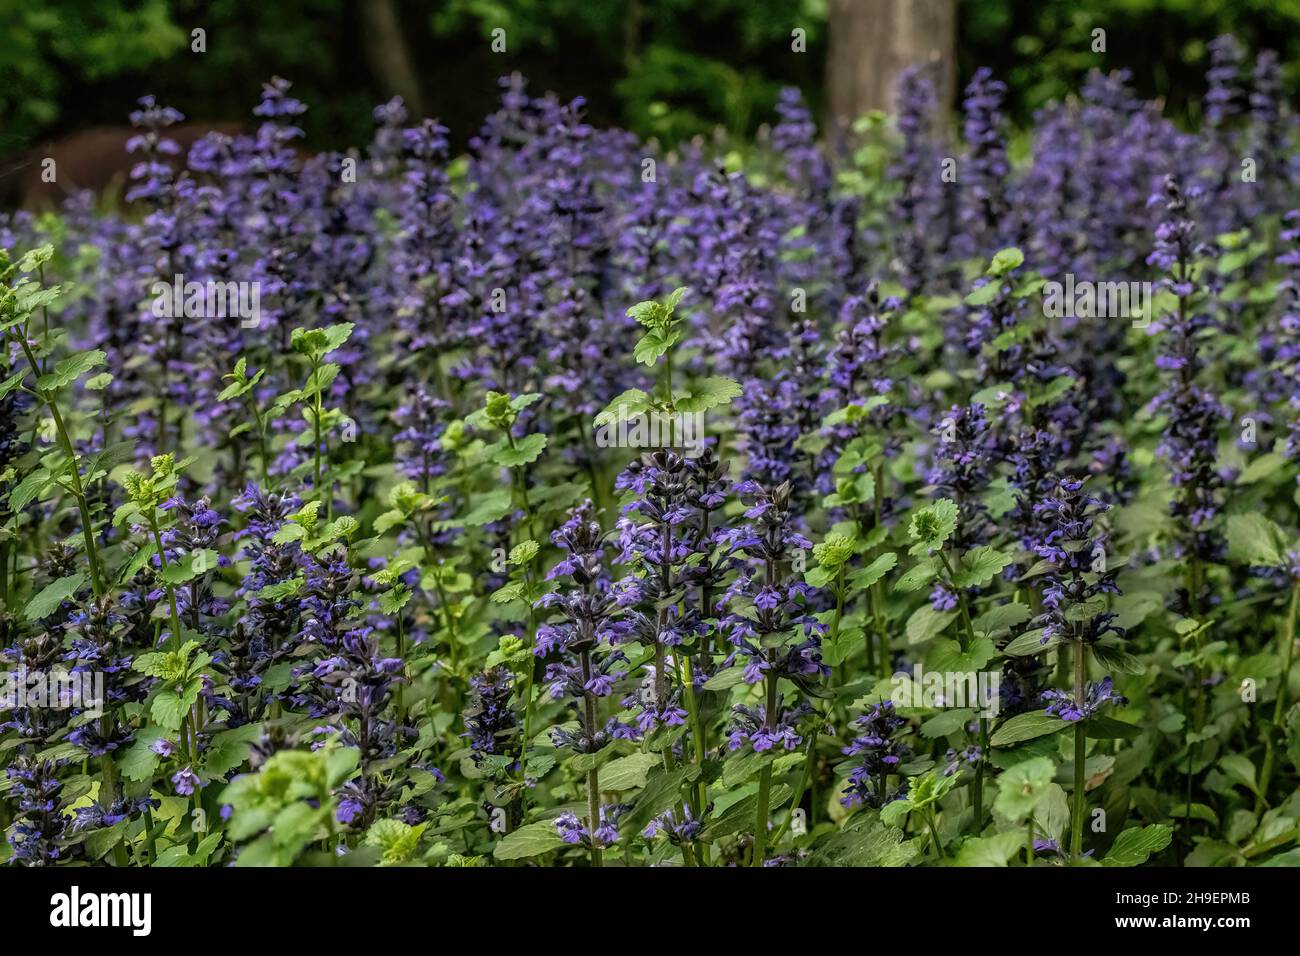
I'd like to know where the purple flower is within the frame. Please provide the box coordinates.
[171,767,202,796]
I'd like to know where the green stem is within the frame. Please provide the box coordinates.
[586,766,604,867]
[245,395,271,487]
[312,356,330,520]
[770,717,821,847]
[1071,639,1088,860]
[941,552,986,826]
[1242,823,1300,859]
[676,653,708,819]
[149,518,184,644]
[751,671,779,866]
[395,610,407,722]
[578,647,603,867]
[1258,583,1299,810]
[926,809,947,859]
[503,432,538,543]
[13,331,105,596]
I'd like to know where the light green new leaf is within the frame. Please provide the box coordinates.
[633,328,682,366]
[908,499,958,555]
[594,388,653,427]
[953,546,1015,589]
[674,376,742,413]
[987,246,1025,276]
[848,552,897,590]
[495,433,547,468]
[151,690,191,731]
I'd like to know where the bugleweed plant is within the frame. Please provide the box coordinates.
[6,48,1300,868]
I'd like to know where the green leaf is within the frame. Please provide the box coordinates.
[674,376,742,413]
[36,349,106,391]
[493,821,566,860]
[1237,452,1287,485]
[490,581,526,604]
[627,300,668,328]
[17,244,55,273]
[1102,825,1173,867]
[625,766,695,836]
[1003,628,1052,656]
[1225,514,1289,568]
[271,523,307,545]
[1089,642,1145,675]
[255,576,304,601]
[906,605,956,644]
[1085,715,1141,740]
[987,246,1025,276]
[926,635,997,672]
[953,831,1024,866]
[322,323,355,354]
[24,572,86,621]
[1218,754,1260,795]
[508,541,539,566]
[379,586,412,615]
[813,532,857,570]
[993,756,1056,822]
[0,369,26,400]
[120,726,170,782]
[908,499,958,555]
[920,708,977,739]
[151,691,190,731]
[703,667,747,692]
[155,832,223,867]
[202,725,261,777]
[848,552,897,590]
[990,710,1070,747]
[373,507,409,536]
[953,546,1014,589]
[301,362,340,398]
[594,389,653,427]
[495,433,547,468]
[894,560,936,593]
[160,550,217,585]
[633,328,682,366]
[964,282,1001,307]
[599,753,662,791]
[445,489,513,529]
[973,602,1031,635]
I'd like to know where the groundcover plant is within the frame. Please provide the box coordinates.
[3,42,1300,869]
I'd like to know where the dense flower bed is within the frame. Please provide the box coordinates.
[2,37,1300,867]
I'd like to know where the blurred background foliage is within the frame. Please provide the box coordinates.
[1,0,1298,158]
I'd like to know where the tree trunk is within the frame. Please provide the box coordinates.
[825,0,956,126]
[360,0,425,118]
